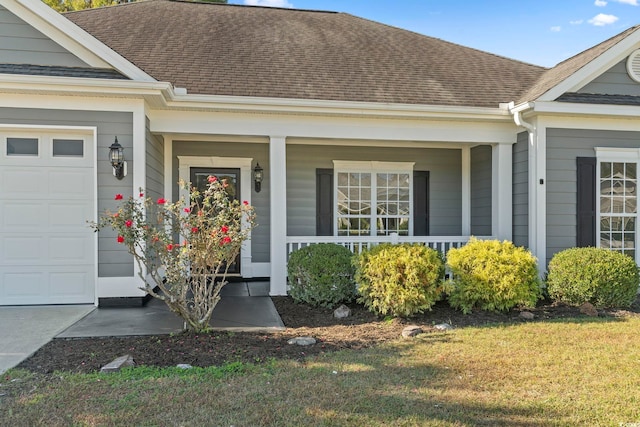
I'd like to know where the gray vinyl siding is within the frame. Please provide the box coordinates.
[546,128,640,264]
[172,141,270,263]
[470,145,491,236]
[577,60,640,96]
[0,6,89,68]
[0,107,134,277]
[287,145,462,236]
[513,131,529,247]
[145,118,164,202]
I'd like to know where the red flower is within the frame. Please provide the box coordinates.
[221,225,229,233]
[115,194,123,200]
[152,236,159,243]
[221,236,232,245]
[139,192,144,198]
[117,235,125,243]
[113,213,119,218]
[207,175,217,183]
[166,244,174,251]
[157,198,166,205]
[191,227,199,233]
[243,200,249,206]
[125,220,133,228]
[183,207,191,213]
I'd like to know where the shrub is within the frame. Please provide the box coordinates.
[287,243,356,308]
[446,238,541,314]
[354,243,446,317]
[546,247,639,308]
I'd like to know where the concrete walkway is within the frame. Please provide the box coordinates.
[58,281,285,338]
[0,305,94,374]
[1,281,284,373]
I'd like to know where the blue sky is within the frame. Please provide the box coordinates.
[229,0,640,67]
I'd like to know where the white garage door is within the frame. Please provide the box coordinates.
[0,131,95,305]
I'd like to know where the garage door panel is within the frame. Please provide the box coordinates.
[3,202,45,228]
[3,237,45,262]
[3,272,44,299]
[48,236,93,263]
[50,271,90,298]
[48,169,93,198]
[48,202,93,229]
[0,169,46,196]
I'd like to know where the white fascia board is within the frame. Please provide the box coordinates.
[0,73,171,97]
[4,0,156,82]
[537,27,640,102]
[532,100,640,118]
[166,93,511,120]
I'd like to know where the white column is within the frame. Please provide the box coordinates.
[163,136,173,202]
[461,146,471,236]
[269,136,288,296]
[492,143,513,241]
[533,125,546,267]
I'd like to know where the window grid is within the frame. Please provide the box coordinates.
[599,161,636,259]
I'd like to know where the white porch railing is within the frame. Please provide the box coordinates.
[286,235,494,258]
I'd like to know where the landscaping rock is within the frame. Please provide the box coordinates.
[579,302,598,317]
[287,336,316,346]
[402,325,423,338]
[176,364,193,370]
[519,311,535,320]
[333,304,351,319]
[434,323,454,331]
[100,354,135,374]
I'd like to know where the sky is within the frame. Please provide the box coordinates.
[228,0,640,67]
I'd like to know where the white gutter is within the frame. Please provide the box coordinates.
[508,101,534,131]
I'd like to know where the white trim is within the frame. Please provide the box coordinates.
[269,136,287,295]
[461,146,471,235]
[163,136,173,203]
[534,121,546,266]
[177,155,254,278]
[491,143,513,241]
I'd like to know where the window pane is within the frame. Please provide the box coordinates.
[337,173,348,186]
[52,139,83,157]
[612,180,624,194]
[625,217,636,232]
[361,173,371,187]
[601,162,612,179]
[399,202,410,215]
[625,181,636,197]
[612,197,625,213]
[601,180,612,196]
[613,163,625,179]
[624,233,635,248]
[7,137,38,156]
[349,173,360,186]
[626,198,637,214]
[627,163,637,180]
[600,218,611,232]
[600,196,611,213]
[611,233,623,249]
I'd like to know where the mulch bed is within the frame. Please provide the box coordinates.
[17,297,640,374]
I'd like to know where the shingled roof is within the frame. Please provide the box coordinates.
[517,25,640,104]
[65,0,545,108]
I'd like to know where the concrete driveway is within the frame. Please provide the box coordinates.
[0,305,94,374]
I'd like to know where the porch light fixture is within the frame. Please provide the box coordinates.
[109,137,127,180]
[253,162,263,193]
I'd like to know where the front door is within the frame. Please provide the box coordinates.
[190,167,241,275]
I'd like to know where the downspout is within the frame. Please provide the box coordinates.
[507,101,542,268]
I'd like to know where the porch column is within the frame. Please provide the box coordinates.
[461,146,471,235]
[492,143,513,241]
[269,136,288,296]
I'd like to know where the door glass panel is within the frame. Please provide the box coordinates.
[7,137,38,156]
[53,139,83,157]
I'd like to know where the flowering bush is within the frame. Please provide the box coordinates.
[92,177,256,332]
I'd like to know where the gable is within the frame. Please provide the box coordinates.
[576,58,640,97]
[0,4,89,68]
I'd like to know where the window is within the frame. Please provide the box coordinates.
[334,161,413,236]
[596,149,639,261]
[53,139,84,157]
[7,137,38,156]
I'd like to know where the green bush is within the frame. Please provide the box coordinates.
[546,247,639,308]
[287,243,356,308]
[446,238,541,314]
[354,243,446,317]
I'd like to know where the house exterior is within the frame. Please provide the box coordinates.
[0,0,639,305]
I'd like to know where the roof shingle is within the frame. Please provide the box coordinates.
[65,0,545,108]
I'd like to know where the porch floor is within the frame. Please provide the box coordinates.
[57,281,285,338]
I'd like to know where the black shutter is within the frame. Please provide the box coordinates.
[576,157,596,247]
[316,168,333,236]
[413,171,430,236]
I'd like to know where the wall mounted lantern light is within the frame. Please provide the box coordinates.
[253,162,264,193]
[109,137,127,180]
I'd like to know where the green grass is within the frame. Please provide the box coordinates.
[3,317,640,426]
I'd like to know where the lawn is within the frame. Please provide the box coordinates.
[2,316,640,426]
